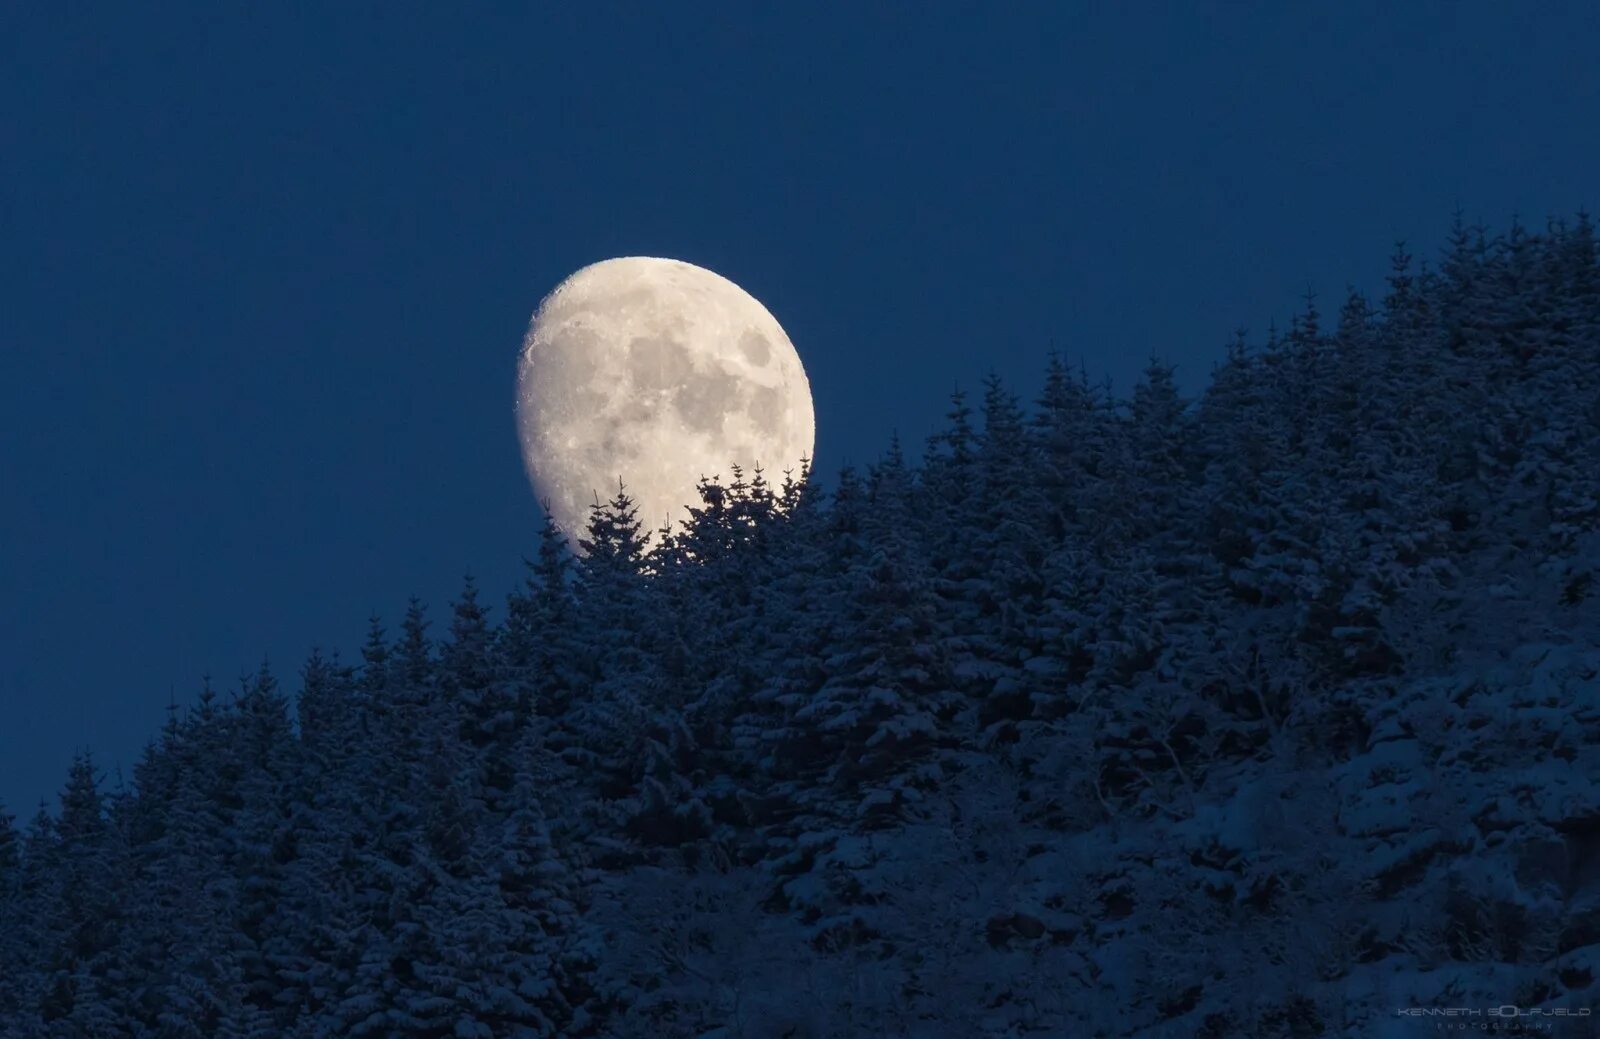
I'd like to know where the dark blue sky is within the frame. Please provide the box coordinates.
[4,3,1598,814]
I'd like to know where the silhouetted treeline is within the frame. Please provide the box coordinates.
[3,213,1599,1037]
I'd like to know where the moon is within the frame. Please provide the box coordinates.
[516,257,815,545]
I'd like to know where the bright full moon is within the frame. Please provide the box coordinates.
[516,257,815,543]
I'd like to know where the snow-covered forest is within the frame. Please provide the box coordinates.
[3,214,1599,1037]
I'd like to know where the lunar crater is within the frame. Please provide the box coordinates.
[739,330,772,366]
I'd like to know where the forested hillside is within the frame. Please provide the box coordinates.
[3,214,1599,1037]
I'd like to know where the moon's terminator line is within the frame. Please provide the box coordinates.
[516,257,815,544]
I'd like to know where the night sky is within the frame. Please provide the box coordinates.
[4,3,1598,815]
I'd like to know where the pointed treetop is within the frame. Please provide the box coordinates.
[195,673,219,720]
[451,573,489,636]
[833,464,864,521]
[56,752,105,842]
[578,478,650,572]
[1337,286,1373,342]
[882,431,905,471]
[531,509,574,595]
[980,371,1025,441]
[778,455,815,515]
[399,596,432,687]
[361,614,388,665]
[1385,240,1415,312]
[929,388,976,463]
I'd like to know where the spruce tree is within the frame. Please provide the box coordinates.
[448,574,519,804]
[30,755,131,1034]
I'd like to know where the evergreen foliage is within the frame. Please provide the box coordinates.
[4,217,1600,1036]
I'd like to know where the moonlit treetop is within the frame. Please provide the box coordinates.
[516,256,815,543]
